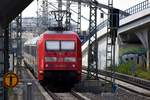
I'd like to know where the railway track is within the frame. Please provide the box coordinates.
[16,66,150,100]
[25,65,90,100]
[82,69,150,97]
[44,87,89,100]
[82,67,150,90]
[25,65,150,99]
[98,69,150,90]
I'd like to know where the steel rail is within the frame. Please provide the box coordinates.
[82,68,150,96]
[44,87,62,100]
[82,70,150,97]
[82,67,150,90]
[98,69,150,90]
[71,90,89,100]
[45,87,88,100]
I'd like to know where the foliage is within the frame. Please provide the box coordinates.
[135,66,150,80]
[119,44,146,56]
[116,62,132,74]
[115,62,150,80]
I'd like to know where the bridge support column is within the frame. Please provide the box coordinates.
[147,29,150,71]
[146,50,149,70]
[136,28,150,71]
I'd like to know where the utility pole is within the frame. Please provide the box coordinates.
[42,0,48,29]
[77,0,81,35]
[57,0,63,27]
[106,0,119,92]
[36,0,39,34]
[16,14,22,67]
[87,0,98,80]
[66,0,71,30]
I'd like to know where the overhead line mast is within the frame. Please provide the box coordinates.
[16,14,22,67]
[77,0,81,35]
[42,0,48,28]
[87,0,98,80]
[66,0,71,30]
[106,0,119,92]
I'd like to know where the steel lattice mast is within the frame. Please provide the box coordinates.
[106,0,119,92]
[42,0,48,28]
[66,0,71,30]
[77,0,81,35]
[57,0,63,27]
[87,0,98,80]
[16,14,22,67]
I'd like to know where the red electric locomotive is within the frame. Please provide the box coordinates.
[24,30,82,84]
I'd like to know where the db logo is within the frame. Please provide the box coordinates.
[58,58,63,62]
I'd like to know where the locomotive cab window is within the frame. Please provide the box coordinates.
[46,41,60,50]
[61,41,75,50]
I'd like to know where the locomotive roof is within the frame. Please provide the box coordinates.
[43,31,77,35]
[24,31,78,46]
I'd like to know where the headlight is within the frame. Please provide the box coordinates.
[64,57,76,62]
[45,57,57,62]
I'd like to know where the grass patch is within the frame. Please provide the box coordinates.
[115,62,150,80]
[135,70,150,80]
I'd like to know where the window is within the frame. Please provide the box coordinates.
[125,58,128,61]
[61,41,75,50]
[131,57,133,60]
[46,41,60,50]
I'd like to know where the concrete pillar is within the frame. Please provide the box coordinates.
[135,28,149,71]
[147,29,150,71]
[146,50,149,70]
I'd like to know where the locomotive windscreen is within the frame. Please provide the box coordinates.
[61,41,75,50]
[46,41,60,50]
[45,40,75,51]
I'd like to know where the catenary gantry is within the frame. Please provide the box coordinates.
[0,0,128,28]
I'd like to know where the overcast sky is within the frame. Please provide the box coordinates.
[22,0,146,17]
[22,0,147,30]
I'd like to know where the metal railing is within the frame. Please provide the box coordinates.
[120,0,150,19]
[126,0,149,14]
[82,0,150,45]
